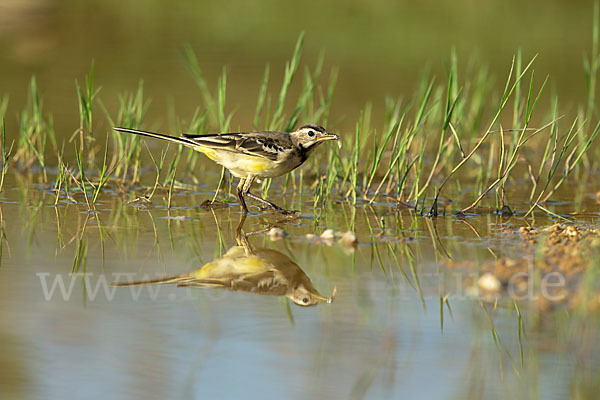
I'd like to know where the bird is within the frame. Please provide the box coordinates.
[112,124,339,213]
[111,216,336,307]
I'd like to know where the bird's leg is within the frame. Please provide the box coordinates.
[236,178,248,213]
[239,176,295,214]
[234,213,254,254]
[235,212,248,243]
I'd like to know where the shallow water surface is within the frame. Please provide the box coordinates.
[0,181,599,399]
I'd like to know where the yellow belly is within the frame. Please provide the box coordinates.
[197,147,295,178]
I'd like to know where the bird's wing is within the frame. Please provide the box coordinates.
[177,270,289,296]
[182,132,291,161]
[233,270,289,294]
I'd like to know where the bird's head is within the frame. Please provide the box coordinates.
[288,284,337,307]
[289,124,339,153]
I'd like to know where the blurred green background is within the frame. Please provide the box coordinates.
[0,0,595,136]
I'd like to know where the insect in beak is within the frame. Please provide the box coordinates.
[313,286,337,303]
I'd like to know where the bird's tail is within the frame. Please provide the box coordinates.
[110,272,192,287]
[112,127,198,148]
[110,273,228,289]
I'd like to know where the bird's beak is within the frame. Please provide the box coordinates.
[317,133,341,149]
[317,133,339,142]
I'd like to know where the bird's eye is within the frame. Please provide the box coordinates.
[302,297,309,304]
[307,130,315,138]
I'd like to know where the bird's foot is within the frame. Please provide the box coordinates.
[276,207,298,216]
[245,191,297,215]
[257,203,297,215]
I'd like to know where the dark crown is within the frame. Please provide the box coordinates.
[299,124,326,133]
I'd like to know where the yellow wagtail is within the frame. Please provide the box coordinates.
[112,215,336,306]
[113,124,339,213]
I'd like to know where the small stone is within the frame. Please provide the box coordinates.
[320,229,335,245]
[518,226,537,235]
[544,224,564,233]
[478,273,501,293]
[268,227,287,241]
[321,229,335,240]
[338,231,358,247]
[563,226,581,239]
[513,280,529,296]
[305,233,319,242]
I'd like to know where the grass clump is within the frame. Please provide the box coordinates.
[3,19,600,217]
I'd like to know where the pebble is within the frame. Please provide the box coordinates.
[320,229,336,245]
[305,233,320,242]
[338,231,358,247]
[320,229,335,240]
[301,229,359,250]
[478,273,501,292]
[268,227,287,241]
[518,226,537,235]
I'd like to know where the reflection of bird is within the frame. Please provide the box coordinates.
[113,124,339,213]
[112,216,336,306]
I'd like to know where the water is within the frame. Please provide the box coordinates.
[1,179,598,399]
